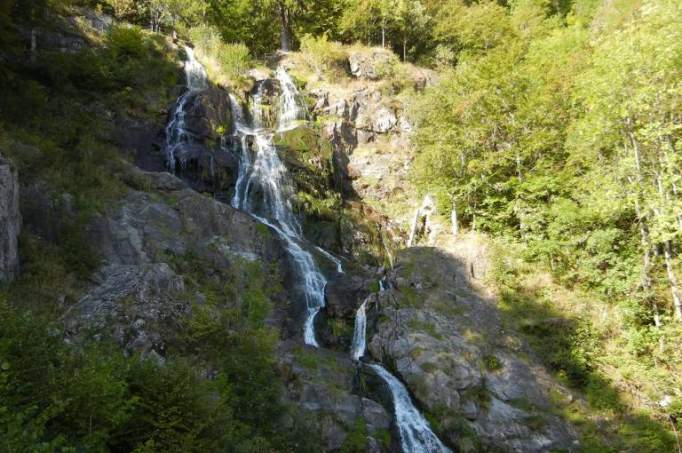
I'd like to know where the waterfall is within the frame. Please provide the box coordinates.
[349,280,450,452]
[316,246,344,273]
[369,364,452,453]
[165,46,208,172]
[230,68,329,347]
[192,62,447,450]
[276,67,303,131]
[350,299,368,361]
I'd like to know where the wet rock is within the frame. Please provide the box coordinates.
[0,153,20,282]
[324,273,373,320]
[278,341,392,451]
[172,143,238,198]
[183,86,233,142]
[251,78,282,99]
[361,397,391,432]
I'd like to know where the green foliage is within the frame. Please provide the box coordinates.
[482,355,503,372]
[340,418,369,453]
[299,33,347,75]
[189,25,252,85]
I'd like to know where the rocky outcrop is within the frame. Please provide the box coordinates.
[278,341,391,451]
[348,48,398,81]
[66,168,288,355]
[170,85,237,198]
[365,247,579,452]
[0,154,20,282]
[183,86,233,143]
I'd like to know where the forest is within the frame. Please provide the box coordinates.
[1,0,681,451]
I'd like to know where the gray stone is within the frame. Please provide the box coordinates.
[348,49,397,81]
[366,247,579,452]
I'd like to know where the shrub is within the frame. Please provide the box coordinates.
[299,34,347,73]
[189,25,252,84]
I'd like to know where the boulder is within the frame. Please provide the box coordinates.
[372,107,398,133]
[65,263,187,357]
[172,142,238,198]
[0,154,20,282]
[366,247,579,452]
[277,341,392,451]
[324,273,372,320]
[348,48,397,81]
[183,86,233,143]
[87,184,284,268]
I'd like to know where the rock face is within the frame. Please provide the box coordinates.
[183,86,233,142]
[348,48,398,81]
[170,85,237,199]
[278,341,391,451]
[0,154,20,283]
[367,246,579,452]
[67,167,288,355]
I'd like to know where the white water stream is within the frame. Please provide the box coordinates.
[350,280,451,452]
[168,52,448,451]
[165,46,208,171]
[230,69,336,347]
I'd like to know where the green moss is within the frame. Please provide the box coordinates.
[482,355,503,372]
[293,346,321,370]
[340,418,369,453]
[399,287,422,308]
[256,222,272,237]
[368,280,380,293]
[408,319,443,340]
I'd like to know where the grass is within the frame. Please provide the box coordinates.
[408,318,443,340]
[188,25,252,90]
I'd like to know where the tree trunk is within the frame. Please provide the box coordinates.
[637,206,660,327]
[403,39,407,61]
[278,3,291,52]
[451,200,459,237]
[381,24,386,48]
[663,240,682,321]
[627,123,663,326]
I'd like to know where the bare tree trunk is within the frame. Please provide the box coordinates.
[451,200,459,237]
[662,240,682,321]
[627,123,663,326]
[403,39,407,61]
[381,24,386,48]
[637,203,661,327]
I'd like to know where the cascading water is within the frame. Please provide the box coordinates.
[350,279,450,452]
[350,298,368,361]
[276,67,304,131]
[369,364,452,453]
[230,68,335,347]
[316,246,344,273]
[194,60,447,450]
[165,46,208,171]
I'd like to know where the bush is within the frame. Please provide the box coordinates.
[189,25,251,84]
[299,34,347,72]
